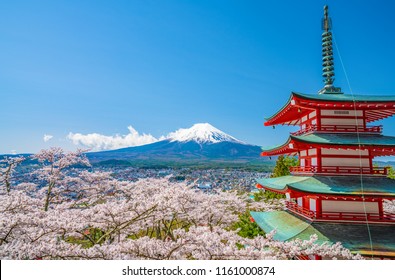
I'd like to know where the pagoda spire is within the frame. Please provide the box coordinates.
[319,5,342,94]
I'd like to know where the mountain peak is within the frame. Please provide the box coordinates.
[166,123,244,144]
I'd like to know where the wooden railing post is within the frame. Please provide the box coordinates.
[291,165,387,176]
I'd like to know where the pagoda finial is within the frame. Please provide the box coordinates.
[318,5,342,94]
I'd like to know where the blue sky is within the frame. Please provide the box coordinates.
[1,0,395,154]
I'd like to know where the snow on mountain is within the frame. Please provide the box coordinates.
[165,123,244,144]
[86,123,262,163]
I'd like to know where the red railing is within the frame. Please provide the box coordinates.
[291,125,382,136]
[290,166,388,176]
[318,211,395,222]
[285,201,395,223]
[285,201,316,219]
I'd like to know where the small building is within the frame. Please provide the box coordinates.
[197,182,213,192]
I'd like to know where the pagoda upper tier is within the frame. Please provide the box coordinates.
[265,92,395,126]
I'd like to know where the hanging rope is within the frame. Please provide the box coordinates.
[333,32,375,260]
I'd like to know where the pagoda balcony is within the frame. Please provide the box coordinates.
[289,166,389,176]
[285,201,395,223]
[291,125,383,136]
[285,201,316,219]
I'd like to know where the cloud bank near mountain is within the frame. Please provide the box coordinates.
[68,123,246,152]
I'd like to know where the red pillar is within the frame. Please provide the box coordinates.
[317,148,322,173]
[316,197,322,219]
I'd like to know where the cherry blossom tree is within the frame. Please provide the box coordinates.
[31,147,90,211]
[0,148,361,260]
[0,156,25,194]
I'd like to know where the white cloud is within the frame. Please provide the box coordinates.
[43,134,53,142]
[10,150,17,155]
[67,126,158,151]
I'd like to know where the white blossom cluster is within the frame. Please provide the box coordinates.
[0,148,361,260]
[383,199,395,214]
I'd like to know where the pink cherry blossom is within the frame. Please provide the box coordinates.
[0,148,361,260]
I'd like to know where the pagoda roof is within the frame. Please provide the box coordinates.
[265,92,395,126]
[256,175,395,197]
[250,211,328,242]
[250,211,395,257]
[294,92,395,102]
[261,133,395,156]
[293,133,395,146]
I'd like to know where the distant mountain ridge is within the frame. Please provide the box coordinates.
[87,123,264,164]
[2,123,395,169]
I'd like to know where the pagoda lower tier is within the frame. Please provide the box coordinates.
[250,210,395,259]
[256,175,395,224]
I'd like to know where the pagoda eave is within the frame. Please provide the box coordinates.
[264,92,395,126]
[250,211,395,257]
[256,176,395,198]
[257,181,395,199]
[291,134,395,156]
[261,146,395,158]
[287,186,395,199]
[264,93,315,126]
[261,137,298,156]
[261,136,395,157]
[256,183,286,194]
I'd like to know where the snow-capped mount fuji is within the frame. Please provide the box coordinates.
[87,123,263,164]
[166,123,244,144]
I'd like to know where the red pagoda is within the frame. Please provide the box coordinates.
[252,6,395,259]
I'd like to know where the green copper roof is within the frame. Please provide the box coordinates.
[261,133,395,153]
[250,211,329,242]
[264,92,395,122]
[292,133,395,146]
[257,175,306,191]
[261,140,291,153]
[293,92,395,102]
[251,211,395,256]
[256,175,395,196]
[312,222,395,257]
[264,94,294,121]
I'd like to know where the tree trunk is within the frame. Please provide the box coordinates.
[44,181,55,211]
